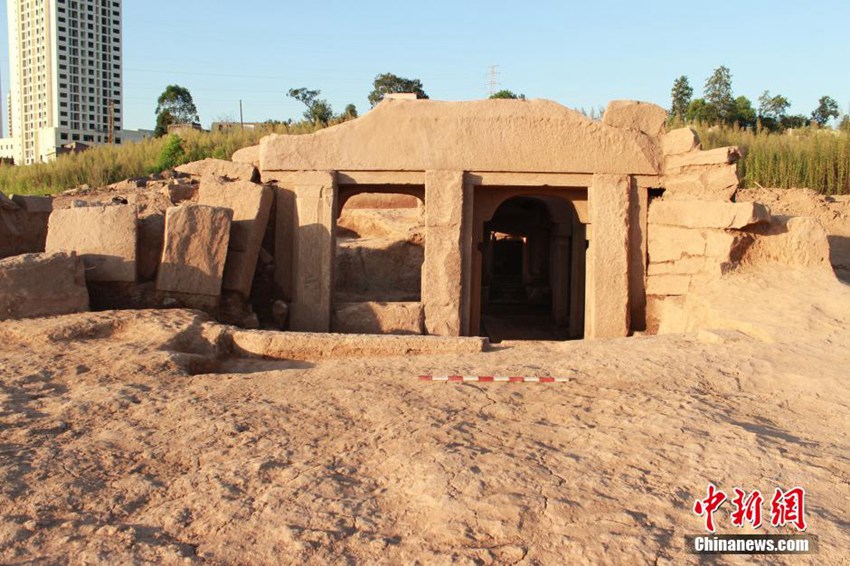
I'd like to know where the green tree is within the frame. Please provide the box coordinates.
[781,114,809,130]
[733,96,757,129]
[338,104,358,121]
[368,73,429,107]
[758,90,791,131]
[685,98,716,123]
[670,75,693,119]
[758,90,790,120]
[704,66,735,124]
[154,85,199,137]
[489,89,526,100]
[839,114,850,133]
[287,88,334,126]
[811,96,840,127]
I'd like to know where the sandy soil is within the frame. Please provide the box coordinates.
[1,262,849,565]
[737,188,850,282]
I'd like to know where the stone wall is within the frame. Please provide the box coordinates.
[645,127,767,332]
[645,200,772,331]
[0,194,51,259]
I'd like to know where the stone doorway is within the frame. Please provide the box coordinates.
[478,195,585,341]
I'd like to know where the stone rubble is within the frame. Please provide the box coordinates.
[156,204,233,297]
[0,251,88,320]
[46,204,138,282]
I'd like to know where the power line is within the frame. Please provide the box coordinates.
[487,65,500,97]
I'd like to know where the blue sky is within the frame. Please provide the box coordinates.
[1,0,848,131]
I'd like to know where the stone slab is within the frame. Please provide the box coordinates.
[649,200,770,229]
[198,176,273,296]
[260,98,662,175]
[661,128,700,155]
[646,273,691,296]
[232,145,260,168]
[46,204,137,282]
[161,182,196,204]
[230,328,487,361]
[331,302,425,335]
[156,204,232,296]
[666,147,740,171]
[176,158,259,183]
[704,230,742,259]
[648,225,706,263]
[647,256,706,276]
[663,164,740,201]
[11,195,52,213]
[602,100,668,137]
[0,206,50,259]
[0,251,88,320]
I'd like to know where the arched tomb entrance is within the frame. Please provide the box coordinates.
[472,190,586,341]
[479,195,585,341]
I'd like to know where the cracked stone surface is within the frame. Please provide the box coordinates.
[0,266,848,564]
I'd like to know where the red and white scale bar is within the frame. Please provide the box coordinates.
[419,375,572,383]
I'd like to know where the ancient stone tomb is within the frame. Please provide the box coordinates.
[2,98,794,341]
[256,97,763,340]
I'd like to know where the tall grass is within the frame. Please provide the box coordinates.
[0,122,320,196]
[3,118,847,196]
[694,124,850,195]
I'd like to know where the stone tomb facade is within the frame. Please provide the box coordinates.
[257,98,745,340]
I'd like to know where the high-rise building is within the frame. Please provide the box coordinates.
[4,0,140,165]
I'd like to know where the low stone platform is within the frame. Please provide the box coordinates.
[229,329,488,360]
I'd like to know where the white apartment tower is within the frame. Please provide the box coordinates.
[6,0,123,164]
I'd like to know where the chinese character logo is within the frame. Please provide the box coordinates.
[693,485,807,532]
[693,483,727,533]
[730,488,764,529]
[770,487,807,532]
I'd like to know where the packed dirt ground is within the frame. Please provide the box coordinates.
[1,188,849,564]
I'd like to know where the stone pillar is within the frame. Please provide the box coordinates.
[423,171,469,336]
[284,171,337,332]
[585,174,632,339]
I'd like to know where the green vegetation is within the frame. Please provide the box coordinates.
[153,135,185,171]
[287,87,334,127]
[367,73,429,107]
[0,123,314,196]
[667,65,849,193]
[489,90,526,100]
[672,66,824,133]
[695,124,850,195]
[669,76,693,121]
[155,85,200,137]
[812,96,840,127]
[1,66,846,196]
